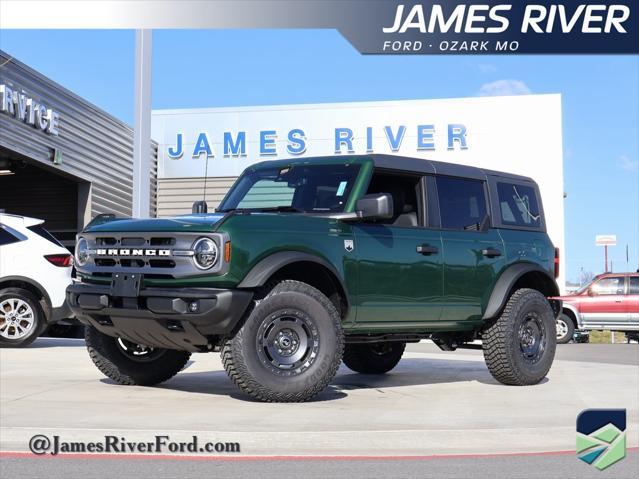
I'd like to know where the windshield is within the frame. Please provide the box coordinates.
[218,163,361,213]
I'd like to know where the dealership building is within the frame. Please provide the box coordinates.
[0,50,157,248]
[0,52,565,287]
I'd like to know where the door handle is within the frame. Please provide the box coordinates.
[417,244,439,255]
[482,248,502,258]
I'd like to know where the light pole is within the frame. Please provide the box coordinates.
[132,29,153,218]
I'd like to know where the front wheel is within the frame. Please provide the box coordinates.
[222,280,344,402]
[482,288,556,385]
[343,342,405,374]
[85,326,191,386]
[556,313,575,344]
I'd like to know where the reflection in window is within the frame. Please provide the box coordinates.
[591,277,624,295]
[497,182,541,228]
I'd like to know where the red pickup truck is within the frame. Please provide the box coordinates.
[554,273,639,343]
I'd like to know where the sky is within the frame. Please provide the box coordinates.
[0,29,637,283]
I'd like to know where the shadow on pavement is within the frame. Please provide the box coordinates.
[28,338,86,348]
[97,356,549,401]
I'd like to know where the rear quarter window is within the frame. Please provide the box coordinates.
[497,182,541,229]
[0,225,21,246]
[27,224,64,247]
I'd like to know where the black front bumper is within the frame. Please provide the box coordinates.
[67,282,253,352]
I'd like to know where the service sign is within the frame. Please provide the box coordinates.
[0,84,60,136]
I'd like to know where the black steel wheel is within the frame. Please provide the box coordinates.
[256,311,321,377]
[519,312,547,362]
[222,280,343,402]
[482,288,556,385]
[115,337,167,362]
[85,326,191,386]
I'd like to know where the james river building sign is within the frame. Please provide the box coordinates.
[165,124,469,160]
[0,84,60,136]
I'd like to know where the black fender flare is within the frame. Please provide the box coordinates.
[237,251,349,309]
[0,275,53,321]
[482,263,559,320]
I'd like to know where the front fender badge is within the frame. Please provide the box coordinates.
[344,239,354,252]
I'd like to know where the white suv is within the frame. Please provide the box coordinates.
[0,213,74,347]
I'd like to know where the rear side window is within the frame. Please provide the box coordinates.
[497,182,541,228]
[0,225,21,246]
[436,177,487,230]
[629,277,639,294]
[27,224,64,247]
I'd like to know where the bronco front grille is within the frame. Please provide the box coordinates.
[77,231,229,279]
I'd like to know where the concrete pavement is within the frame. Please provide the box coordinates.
[2,338,638,454]
[0,338,638,477]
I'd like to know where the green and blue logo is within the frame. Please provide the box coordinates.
[576,409,626,471]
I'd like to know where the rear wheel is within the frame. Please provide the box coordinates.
[555,313,575,344]
[0,288,46,348]
[482,288,556,385]
[85,326,191,386]
[222,280,344,402]
[343,342,405,374]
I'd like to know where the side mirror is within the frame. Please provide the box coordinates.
[587,287,594,296]
[356,193,394,220]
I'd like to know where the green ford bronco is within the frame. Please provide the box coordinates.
[67,155,562,402]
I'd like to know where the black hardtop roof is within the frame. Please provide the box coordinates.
[251,155,535,184]
[367,154,533,183]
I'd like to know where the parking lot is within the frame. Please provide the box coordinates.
[1,339,638,478]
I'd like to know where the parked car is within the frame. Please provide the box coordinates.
[68,155,562,402]
[0,213,74,347]
[554,273,639,343]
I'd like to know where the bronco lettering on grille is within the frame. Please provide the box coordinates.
[95,249,171,257]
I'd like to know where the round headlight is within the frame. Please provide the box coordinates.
[75,237,89,266]
[193,237,218,270]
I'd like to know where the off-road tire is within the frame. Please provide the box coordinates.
[221,280,344,402]
[482,288,556,385]
[85,326,191,386]
[0,288,47,348]
[555,313,575,344]
[343,342,406,374]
